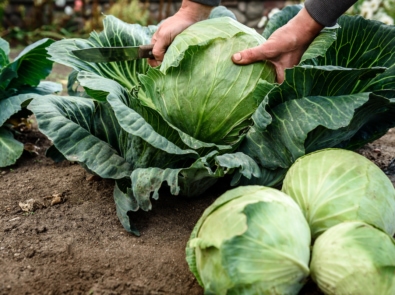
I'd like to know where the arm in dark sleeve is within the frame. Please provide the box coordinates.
[190,0,220,7]
[305,0,358,27]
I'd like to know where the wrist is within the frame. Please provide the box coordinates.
[179,0,213,21]
[289,7,324,43]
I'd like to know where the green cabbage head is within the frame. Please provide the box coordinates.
[140,17,276,145]
[186,186,311,295]
[282,148,395,239]
[310,221,395,295]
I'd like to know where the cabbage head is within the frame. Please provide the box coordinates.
[310,221,395,295]
[282,148,395,239]
[186,186,311,295]
[139,17,276,145]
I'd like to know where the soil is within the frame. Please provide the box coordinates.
[1,60,395,295]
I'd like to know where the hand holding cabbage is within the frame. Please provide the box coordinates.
[149,1,325,83]
[148,0,213,67]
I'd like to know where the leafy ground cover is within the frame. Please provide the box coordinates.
[1,50,395,295]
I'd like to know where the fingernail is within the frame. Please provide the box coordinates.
[233,53,242,61]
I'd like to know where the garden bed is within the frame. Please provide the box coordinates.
[1,55,395,295]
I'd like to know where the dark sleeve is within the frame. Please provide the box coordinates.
[190,0,220,6]
[304,0,358,27]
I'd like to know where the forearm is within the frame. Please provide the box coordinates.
[190,0,220,7]
[305,0,358,27]
[179,0,214,21]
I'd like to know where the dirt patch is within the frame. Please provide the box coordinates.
[2,129,395,295]
[0,128,224,295]
[2,60,395,295]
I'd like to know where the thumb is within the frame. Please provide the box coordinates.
[232,46,267,65]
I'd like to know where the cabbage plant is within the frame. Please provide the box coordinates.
[186,186,311,295]
[28,9,272,235]
[28,5,395,234]
[0,37,61,167]
[282,148,395,239]
[310,221,395,295]
[239,5,395,186]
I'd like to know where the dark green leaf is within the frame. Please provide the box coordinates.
[262,5,302,39]
[114,180,140,236]
[77,71,199,159]
[47,16,156,91]
[0,127,24,167]
[0,37,10,69]
[209,6,237,20]
[5,38,55,89]
[28,95,133,179]
[311,15,395,93]
[45,145,67,163]
[0,93,35,126]
[18,81,63,95]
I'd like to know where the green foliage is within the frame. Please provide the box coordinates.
[239,5,395,186]
[30,9,261,235]
[84,0,152,33]
[0,37,61,167]
[0,0,7,31]
[29,5,395,235]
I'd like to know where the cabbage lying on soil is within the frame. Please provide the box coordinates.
[186,186,311,295]
[282,148,395,239]
[310,221,395,295]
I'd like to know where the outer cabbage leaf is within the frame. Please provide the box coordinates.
[0,127,24,167]
[114,180,140,236]
[0,93,37,126]
[240,9,395,186]
[46,15,156,92]
[307,15,395,93]
[0,37,10,68]
[111,151,260,235]
[2,38,55,90]
[28,94,133,179]
[0,37,61,167]
[241,66,390,170]
[130,151,260,211]
[76,71,199,163]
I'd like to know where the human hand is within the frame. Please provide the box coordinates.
[232,7,324,83]
[148,1,213,67]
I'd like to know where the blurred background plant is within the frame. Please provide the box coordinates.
[0,0,8,32]
[2,0,393,47]
[347,0,395,25]
[83,0,150,32]
[1,0,154,45]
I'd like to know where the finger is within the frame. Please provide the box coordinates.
[148,31,167,67]
[151,28,172,63]
[147,58,161,67]
[232,45,269,65]
[275,65,285,84]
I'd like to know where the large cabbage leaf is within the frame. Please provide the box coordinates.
[0,37,61,167]
[239,5,395,186]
